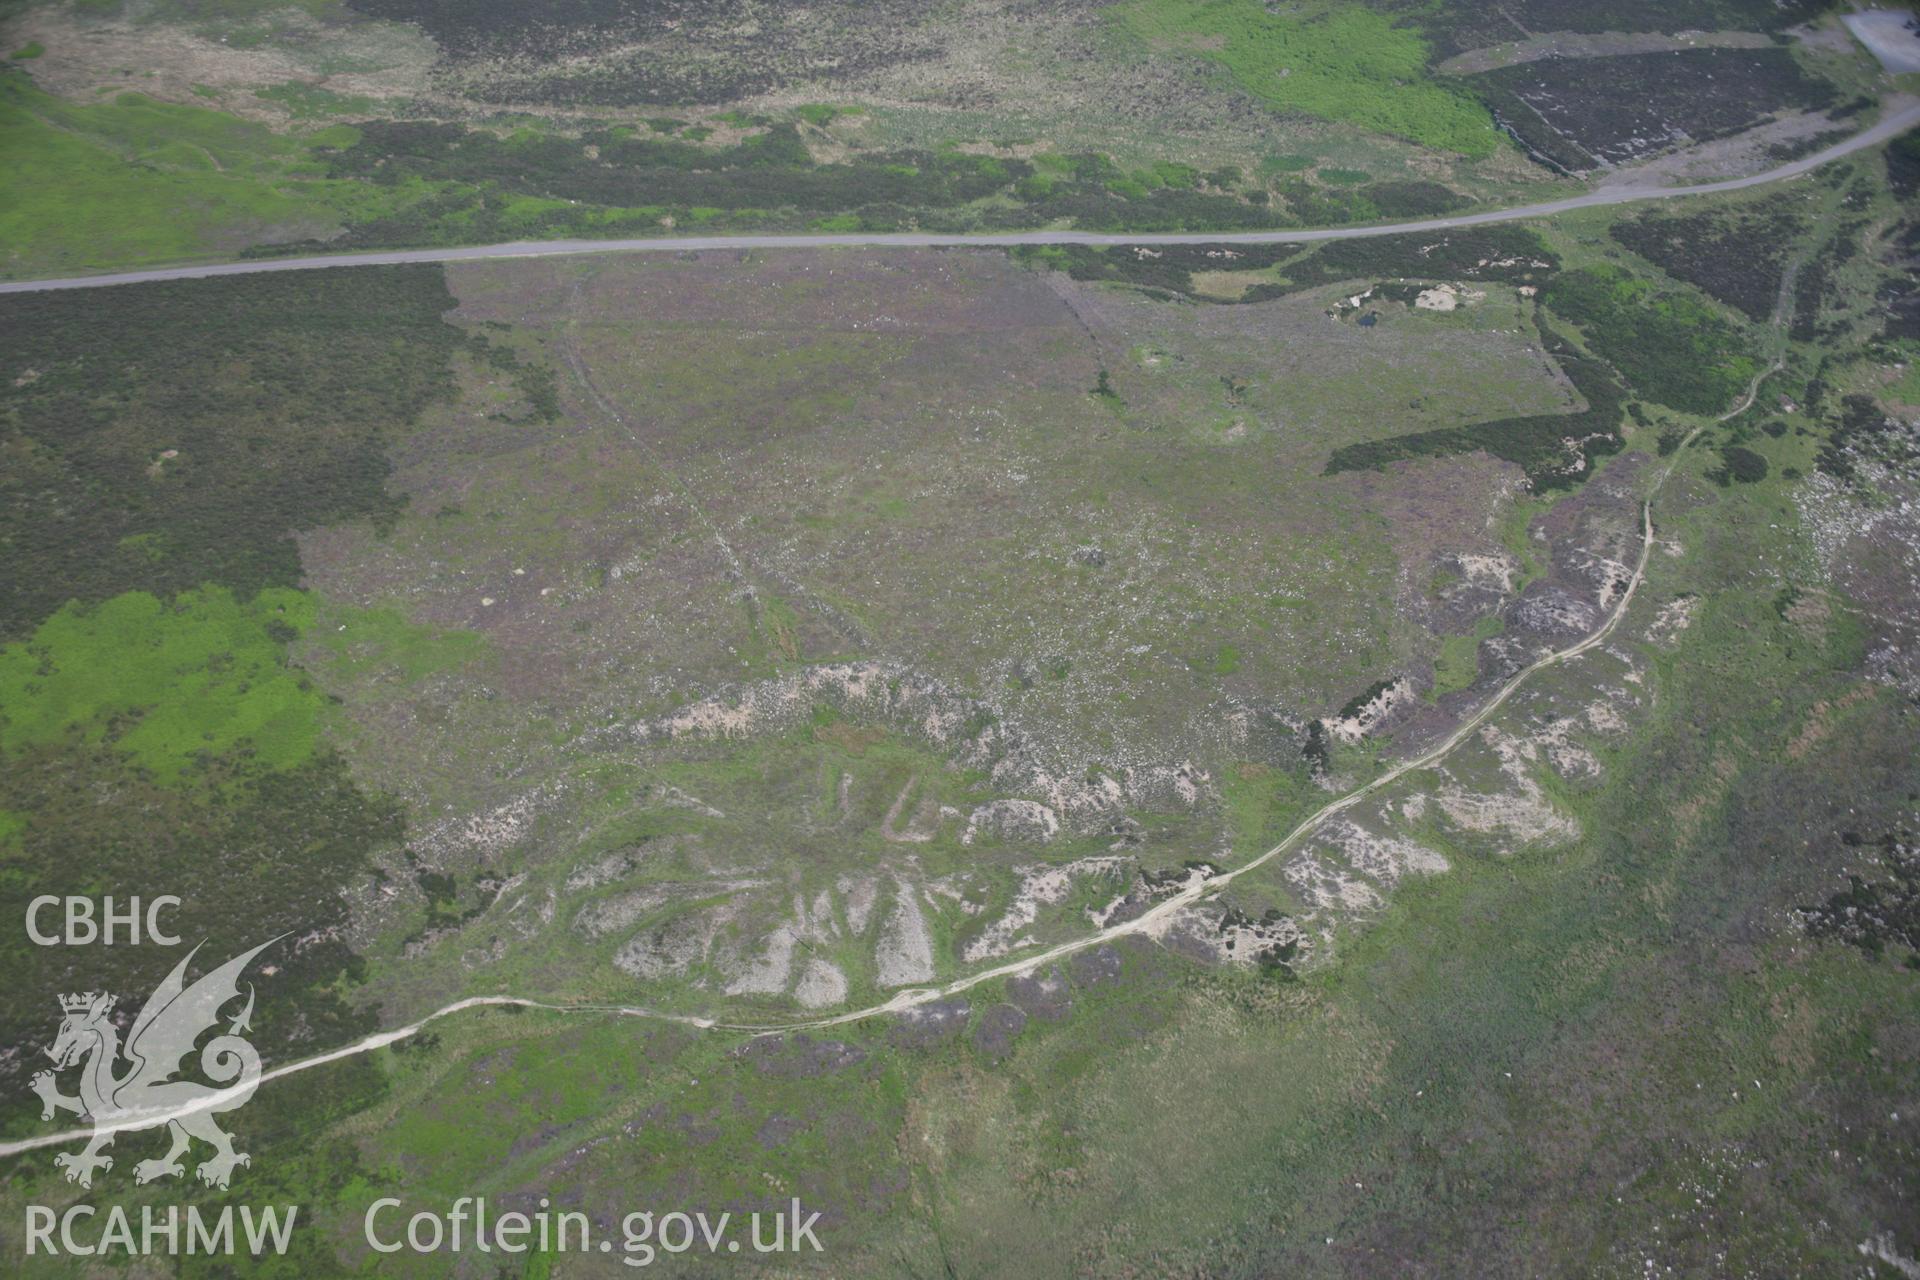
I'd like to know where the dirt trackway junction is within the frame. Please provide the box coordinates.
[0,96,1886,1158]
[0,252,1792,1162]
[3,101,1918,295]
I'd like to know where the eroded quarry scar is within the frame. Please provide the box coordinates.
[0,355,1781,1160]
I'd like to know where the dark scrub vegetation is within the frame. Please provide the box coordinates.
[0,737,402,1109]
[1713,443,1771,484]
[1014,242,1304,298]
[1800,834,1920,968]
[0,269,516,1121]
[1364,0,1842,60]
[309,119,1455,242]
[1469,49,1838,172]
[323,120,1023,215]
[1815,393,1914,483]
[1882,253,1920,345]
[0,265,549,639]
[980,177,1279,234]
[1791,212,1871,343]
[1609,196,1806,322]
[1541,266,1756,414]
[1766,124,1857,164]
[0,270,475,1145]
[1887,127,1920,200]
[0,708,399,1278]
[1337,678,1398,721]
[1356,180,1472,218]
[1211,177,1467,229]
[1872,137,1920,345]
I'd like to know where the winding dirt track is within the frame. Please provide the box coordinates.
[1,103,1916,296]
[0,355,1782,1161]
[0,91,1836,1157]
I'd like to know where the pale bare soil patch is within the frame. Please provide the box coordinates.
[297,248,1635,1017]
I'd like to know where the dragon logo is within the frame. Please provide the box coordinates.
[30,938,277,1190]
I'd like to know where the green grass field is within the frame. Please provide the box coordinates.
[0,76,334,271]
[1116,0,1502,156]
[0,586,325,778]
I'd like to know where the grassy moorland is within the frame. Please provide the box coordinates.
[0,0,1887,276]
[0,74,336,272]
[7,281,1914,1270]
[0,5,1916,1277]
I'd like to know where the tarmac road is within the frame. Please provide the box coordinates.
[4,101,1917,295]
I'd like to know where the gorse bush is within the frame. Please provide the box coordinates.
[1714,444,1771,485]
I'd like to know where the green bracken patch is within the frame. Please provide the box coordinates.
[254,80,381,118]
[0,73,329,274]
[1118,0,1499,156]
[0,587,326,780]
